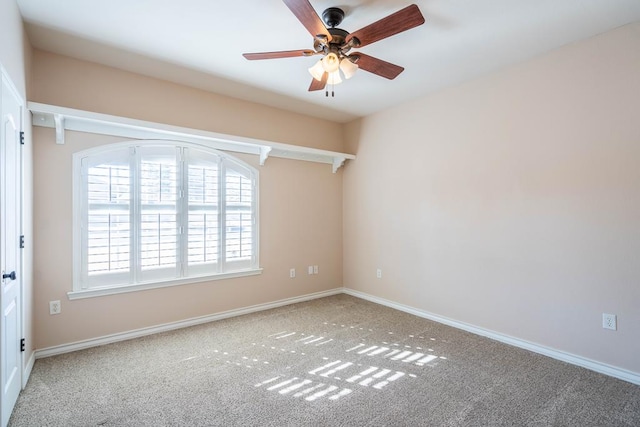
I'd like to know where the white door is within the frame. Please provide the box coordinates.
[1,71,23,427]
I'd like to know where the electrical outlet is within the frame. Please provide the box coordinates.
[49,300,61,315]
[289,268,296,278]
[376,269,382,279]
[308,266,314,275]
[603,313,617,330]
[313,265,318,274]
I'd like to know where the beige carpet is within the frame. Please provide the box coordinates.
[9,294,640,426]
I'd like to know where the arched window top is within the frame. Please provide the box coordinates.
[76,139,257,174]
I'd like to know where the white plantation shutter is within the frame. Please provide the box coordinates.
[186,148,220,276]
[83,147,131,288]
[137,147,180,282]
[75,141,258,292]
[225,164,254,270]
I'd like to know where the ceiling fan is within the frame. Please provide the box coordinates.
[242,0,425,95]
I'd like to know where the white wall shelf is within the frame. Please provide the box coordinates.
[28,102,355,173]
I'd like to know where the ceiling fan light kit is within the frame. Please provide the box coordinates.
[308,51,355,94]
[308,60,325,81]
[321,52,340,73]
[339,57,358,79]
[327,71,342,86]
[242,0,425,96]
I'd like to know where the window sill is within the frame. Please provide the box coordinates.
[67,268,263,300]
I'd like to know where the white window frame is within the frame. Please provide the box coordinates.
[70,140,261,299]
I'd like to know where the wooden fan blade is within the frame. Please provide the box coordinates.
[243,50,316,60]
[346,4,425,48]
[308,72,328,91]
[283,0,332,41]
[352,53,404,80]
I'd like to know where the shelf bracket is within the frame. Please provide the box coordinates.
[332,157,346,173]
[53,114,65,144]
[259,146,272,166]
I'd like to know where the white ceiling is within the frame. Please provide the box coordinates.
[16,0,640,123]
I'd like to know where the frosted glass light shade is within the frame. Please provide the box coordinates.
[327,70,342,85]
[308,60,325,81]
[340,58,358,79]
[321,53,340,73]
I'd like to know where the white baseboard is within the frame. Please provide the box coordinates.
[343,288,640,386]
[35,288,344,359]
[34,286,639,386]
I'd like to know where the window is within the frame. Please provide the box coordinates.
[72,140,259,298]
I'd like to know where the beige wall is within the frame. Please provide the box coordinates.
[344,23,640,374]
[0,0,28,95]
[1,0,35,373]
[31,50,344,152]
[31,53,344,349]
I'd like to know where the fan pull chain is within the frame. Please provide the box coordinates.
[325,82,335,98]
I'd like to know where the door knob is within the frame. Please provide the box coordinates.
[2,271,16,281]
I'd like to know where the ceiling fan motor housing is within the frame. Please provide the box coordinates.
[328,27,349,44]
[314,27,350,54]
[314,8,354,56]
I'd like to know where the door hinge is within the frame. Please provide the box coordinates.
[20,235,25,249]
[20,131,25,145]
[20,338,25,352]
